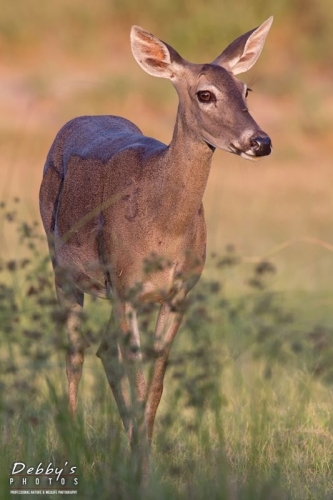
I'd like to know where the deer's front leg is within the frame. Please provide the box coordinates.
[115,302,149,474]
[145,302,183,443]
[96,311,132,435]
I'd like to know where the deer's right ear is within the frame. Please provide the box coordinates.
[131,26,183,80]
[212,16,273,75]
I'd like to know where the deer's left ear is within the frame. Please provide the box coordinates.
[131,26,184,80]
[212,16,273,75]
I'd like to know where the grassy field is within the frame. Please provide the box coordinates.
[1,2,333,499]
[1,217,333,499]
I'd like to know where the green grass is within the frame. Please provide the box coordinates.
[1,206,333,499]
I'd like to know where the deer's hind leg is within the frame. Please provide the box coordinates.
[56,284,89,416]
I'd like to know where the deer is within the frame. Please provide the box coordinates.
[39,17,273,477]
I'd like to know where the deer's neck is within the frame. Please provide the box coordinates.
[157,106,214,233]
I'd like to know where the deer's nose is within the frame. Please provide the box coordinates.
[250,135,272,157]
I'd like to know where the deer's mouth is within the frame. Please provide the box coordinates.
[229,140,272,160]
[229,144,258,161]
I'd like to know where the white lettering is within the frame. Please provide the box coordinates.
[36,463,44,474]
[11,463,25,474]
[55,467,63,481]
[45,463,54,475]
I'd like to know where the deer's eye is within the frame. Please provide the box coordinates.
[245,87,252,98]
[197,90,214,103]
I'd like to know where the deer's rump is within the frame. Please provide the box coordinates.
[39,114,167,297]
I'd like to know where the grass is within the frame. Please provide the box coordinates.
[1,207,333,499]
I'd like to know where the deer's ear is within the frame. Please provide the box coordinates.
[131,26,183,79]
[212,16,273,75]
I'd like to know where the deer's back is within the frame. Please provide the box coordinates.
[43,115,154,175]
[41,114,167,229]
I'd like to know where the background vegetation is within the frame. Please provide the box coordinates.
[1,1,333,498]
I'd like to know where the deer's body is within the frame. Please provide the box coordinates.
[40,18,273,477]
[41,114,207,302]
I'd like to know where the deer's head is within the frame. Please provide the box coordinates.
[131,18,273,159]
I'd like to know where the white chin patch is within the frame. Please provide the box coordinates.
[240,151,259,161]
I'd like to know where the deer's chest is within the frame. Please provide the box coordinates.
[113,224,206,302]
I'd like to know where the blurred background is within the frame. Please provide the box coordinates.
[1,0,333,294]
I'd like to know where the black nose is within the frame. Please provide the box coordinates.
[250,136,272,157]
